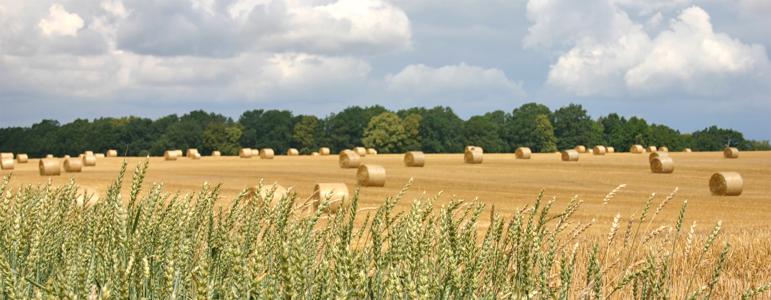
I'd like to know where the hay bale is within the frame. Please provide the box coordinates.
[186,149,200,157]
[574,145,587,153]
[82,155,97,167]
[684,148,692,153]
[709,172,743,196]
[723,147,739,159]
[357,164,386,187]
[16,154,28,163]
[250,184,288,204]
[404,151,425,167]
[287,148,299,156]
[95,153,105,158]
[46,154,54,158]
[366,148,377,155]
[561,149,579,161]
[649,152,669,163]
[650,156,674,174]
[193,153,202,159]
[240,148,253,158]
[0,158,14,170]
[320,147,331,156]
[164,150,178,161]
[606,147,615,153]
[630,145,644,153]
[312,183,349,213]
[464,147,483,164]
[311,152,320,156]
[64,157,83,173]
[212,151,221,157]
[647,146,657,153]
[339,150,361,168]
[592,145,607,155]
[84,151,94,157]
[64,155,71,159]
[515,147,532,159]
[659,146,669,152]
[0,153,13,159]
[39,159,61,176]
[260,148,275,159]
[353,147,367,156]
[106,149,118,157]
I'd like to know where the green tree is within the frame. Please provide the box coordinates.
[464,114,507,153]
[419,107,465,153]
[552,104,602,150]
[599,113,627,151]
[292,116,321,153]
[402,113,422,151]
[691,126,748,151]
[362,112,407,153]
[323,106,387,151]
[505,103,554,152]
[203,123,242,155]
[238,110,295,153]
[648,124,685,151]
[533,115,558,152]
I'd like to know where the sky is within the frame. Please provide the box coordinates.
[0,0,770,139]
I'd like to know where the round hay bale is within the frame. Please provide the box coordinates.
[84,151,94,157]
[287,148,299,156]
[46,154,54,158]
[650,156,674,174]
[240,148,253,158]
[312,183,349,213]
[64,155,71,159]
[164,150,178,161]
[574,145,587,153]
[515,147,532,159]
[64,157,83,173]
[95,153,105,158]
[723,147,739,159]
[186,149,199,157]
[357,164,386,187]
[250,184,288,204]
[592,145,607,155]
[82,155,97,167]
[606,147,615,153]
[366,148,377,155]
[0,153,13,159]
[709,172,743,196]
[193,153,202,159]
[212,151,222,157]
[465,145,481,153]
[464,147,483,164]
[39,159,61,176]
[684,148,692,153]
[16,154,28,163]
[659,146,669,152]
[0,158,14,170]
[630,145,644,153]
[320,147,331,156]
[339,150,361,168]
[354,147,367,156]
[561,149,579,162]
[649,152,669,162]
[106,149,118,157]
[260,148,275,159]
[404,151,426,167]
[311,152,320,156]
[647,146,657,153]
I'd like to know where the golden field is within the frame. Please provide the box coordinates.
[2,151,770,296]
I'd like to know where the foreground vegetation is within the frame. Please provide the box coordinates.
[0,161,768,299]
[1,104,768,158]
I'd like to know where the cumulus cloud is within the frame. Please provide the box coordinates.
[38,4,84,37]
[529,1,771,97]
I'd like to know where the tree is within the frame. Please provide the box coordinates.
[505,103,554,152]
[533,115,558,152]
[599,113,627,151]
[323,106,387,151]
[419,107,465,153]
[203,123,242,155]
[648,124,684,151]
[552,104,603,150]
[464,114,507,153]
[402,113,422,151]
[292,116,321,153]
[691,126,748,151]
[362,112,407,153]
[238,109,295,153]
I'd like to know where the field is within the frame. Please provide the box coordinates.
[2,151,770,297]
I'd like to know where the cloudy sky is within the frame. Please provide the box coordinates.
[1,0,769,139]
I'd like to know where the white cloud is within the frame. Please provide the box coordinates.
[38,4,84,37]
[533,2,771,97]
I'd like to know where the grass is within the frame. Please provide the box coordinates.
[0,160,769,299]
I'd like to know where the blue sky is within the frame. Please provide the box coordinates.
[1,0,769,139]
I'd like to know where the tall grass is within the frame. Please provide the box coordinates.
[0,161,768,299]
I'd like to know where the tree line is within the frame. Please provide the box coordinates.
[0,103,768,157]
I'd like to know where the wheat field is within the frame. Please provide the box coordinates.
[1,151,770,298]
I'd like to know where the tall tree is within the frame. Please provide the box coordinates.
[533,114,558,152]
[418,107,465,153]
[505,103,554,152]
[323,106,387,151]
[552,104,602,150]
[362,112,407,153]
[464,114,507,153]
[292,115,321,153]
[691,126,748,151]
[402,113,422,151]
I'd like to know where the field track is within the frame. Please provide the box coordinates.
[3,151,770,235]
